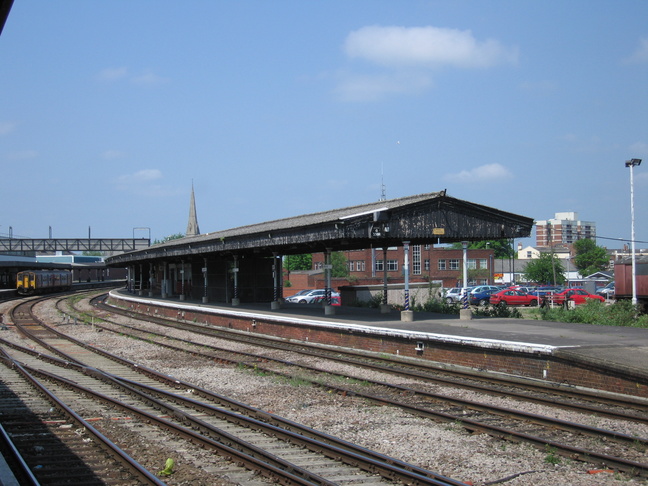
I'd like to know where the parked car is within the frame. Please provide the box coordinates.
[510,285,536,294]
[284,289,310,301]
[596,282,615,298]
[285,289,339,304]
[542,288,605,307]
[489,289,539,307]
[444,287,474,304]
[444,287,462,303]
[312,295,341,306]
[469,286,501,306]
[285,289,324,303]
[529,286,563,297]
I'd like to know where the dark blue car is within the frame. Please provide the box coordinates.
[468,286,500,306]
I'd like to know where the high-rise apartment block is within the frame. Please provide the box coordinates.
[535,212,596,247]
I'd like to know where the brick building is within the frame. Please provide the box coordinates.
[311,245,495,289]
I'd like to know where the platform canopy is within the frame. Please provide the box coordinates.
[106,191,533,266]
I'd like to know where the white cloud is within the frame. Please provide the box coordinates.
[131,70,169,86]
[344,26,518,69]
[96,67,168,85]
[0,121,17,136]
[624,38,648,64]
[114,169,178,197]
[97,66,128,81]
[443,163,513,183]
[334,71,431,102]
[6,150,38,160]
[101,149,125,160]
[117,169,162,185]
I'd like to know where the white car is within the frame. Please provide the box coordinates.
[445,287,474,304]
[285,289,339,304]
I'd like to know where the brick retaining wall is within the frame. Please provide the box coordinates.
[109,294,648,399]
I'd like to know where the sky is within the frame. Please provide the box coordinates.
[1,1,647,249]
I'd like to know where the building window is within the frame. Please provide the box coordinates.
[478,258,487,269]
[314,262,323,270]
[387,260,398,272]
[526,251,532,258]
[424,259,430,271]
[449,259,459,270]
[468,258,477,270]
[438,259,446,270]
[424,244,431,250]
[375,260,384,272]
[412,245,421,275]
[356,261,365,272]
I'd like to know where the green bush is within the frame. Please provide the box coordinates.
[473,304,522,319]
[415,297,461,315]
[539,300,648,327]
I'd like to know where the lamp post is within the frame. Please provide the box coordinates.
[625,158,642,306]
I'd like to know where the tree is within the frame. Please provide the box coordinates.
[331,252,349,278]
[450,240,513,259]
[153,233,185,245]
[523,253,565,285]
[284,254,312,272]
[573,239,608,276]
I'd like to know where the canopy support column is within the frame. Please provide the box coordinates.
[401,241,413,321]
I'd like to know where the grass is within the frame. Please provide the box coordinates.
[390,295,648,328]
[536,299,648,327]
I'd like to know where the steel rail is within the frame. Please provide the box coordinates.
[0,349,165,485]
[92,295,648,416]
[74,296,648,476]
[68,299,648,448]
[17,360,459,486]
[7,296,468,486]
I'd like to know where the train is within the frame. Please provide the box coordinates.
[16,270,73,296]
[614,256,648,312]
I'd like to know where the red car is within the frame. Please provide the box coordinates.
[489,289,539,307]
[312,295,341,306]
[542,288,604,307]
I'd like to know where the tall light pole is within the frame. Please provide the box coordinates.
[625,158,642,306]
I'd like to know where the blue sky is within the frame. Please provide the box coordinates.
[1,1,647,249]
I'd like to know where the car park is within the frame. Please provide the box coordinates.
[444,287,462,303]
[542,288,604,307]
[596,282,615,298]
[489,289,539,307]
[510,285,536,294]
[445,287,474,304]
[469,286,500,306]
[529,286,563,297]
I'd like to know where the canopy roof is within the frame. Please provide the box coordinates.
[106,191,533,266]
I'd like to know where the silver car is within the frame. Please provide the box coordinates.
[444,287,470,303]
[285,289,339,304]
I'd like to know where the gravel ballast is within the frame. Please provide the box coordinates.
[1,297,644,486]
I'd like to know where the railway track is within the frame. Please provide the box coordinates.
[0,349,164,485]
[89,294,648,422]
[0,295,468,486]
[67,292,648,478]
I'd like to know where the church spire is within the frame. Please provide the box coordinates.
[185,182,200,237]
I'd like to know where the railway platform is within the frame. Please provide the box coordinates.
[109,289,648,399]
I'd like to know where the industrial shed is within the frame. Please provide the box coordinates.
[105,191,533,305]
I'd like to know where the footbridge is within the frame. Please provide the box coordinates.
[0,238,151,253]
